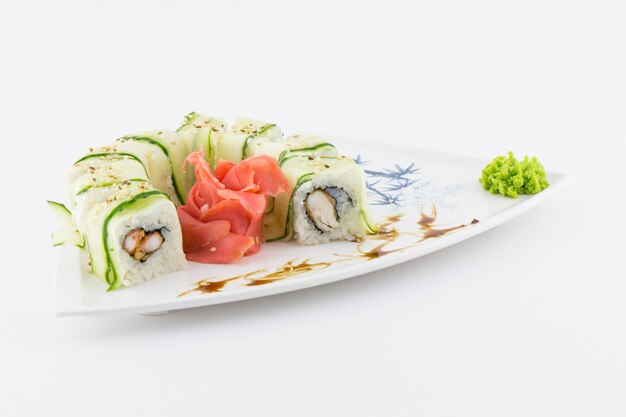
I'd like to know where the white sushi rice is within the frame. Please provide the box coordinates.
[292,179,366,245]
[106,198,187,287]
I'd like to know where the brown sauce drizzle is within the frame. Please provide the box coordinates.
[350,206,478,261]
[352,242,408,260]
[179,206,480,297]
[244,259,334,287]
[418,206,466,241]
[380,213,403,228]
[178,258,336,297]
[178,277,238,296]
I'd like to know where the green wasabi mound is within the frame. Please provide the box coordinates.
[480,152,549,198]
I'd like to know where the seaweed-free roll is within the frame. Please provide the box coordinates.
[177,112,227,169]
[67,153,150,231]
[177,113,337,167]
[82,181,186,290]
[84,130,189,205]
[264,155,378,244]
[230,117,283,140]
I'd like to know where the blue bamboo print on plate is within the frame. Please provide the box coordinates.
[354,155,465,209]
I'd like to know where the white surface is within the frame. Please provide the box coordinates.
[1,1,624,416]
[54,142,568,317]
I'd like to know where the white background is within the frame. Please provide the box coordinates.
[1,1,625,416]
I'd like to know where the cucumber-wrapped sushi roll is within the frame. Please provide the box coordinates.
[178,113,335,167]
[212,131,338,166]
[177,112,227,166]
[67,153,150,231]
[276,133,337,164]
[177,113,269,167]
[85,130,188,205]
[211,132,256,166]
[264,155,378,244]
[230,117,283,140]
[83,181,186,290]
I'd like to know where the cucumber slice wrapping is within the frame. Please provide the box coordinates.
[47,200,85,248]
[265,173,315,242]
[102,191,170,290]
[118,136,186,204]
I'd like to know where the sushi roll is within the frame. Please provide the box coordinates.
[276,133,337,164]
[230,117,283,140]
[82,181,186,290]
[264,155,378,244]
[176,112,227,168]
[210,130,338,166]
[67,153,150,232]
[211,132,256,166]
[59,131,190,290]
[116,130,188,204]
[84,130,188,205]
[177,113,335,167]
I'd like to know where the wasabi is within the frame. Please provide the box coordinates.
[480,152,549,198]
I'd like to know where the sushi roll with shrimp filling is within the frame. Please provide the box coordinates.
[82,181,187,290]
[266,155,378,245]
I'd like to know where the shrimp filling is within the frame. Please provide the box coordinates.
[305,189,340,232]
[123,228,164,261]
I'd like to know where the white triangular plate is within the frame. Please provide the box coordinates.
[54,138,569,316]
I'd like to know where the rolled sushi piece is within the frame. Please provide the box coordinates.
[230,117,283,140]
[212,131,338,166]
[264,155,378,244]
[67,153,150,230]
[276,133,337,164]
[178,114,334,169]
[85,130,188,205]
[83,181,187,290]
[241,135,290,162]
[176,112,227,165]
[211,132,256,166]
[177,114,263,168]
